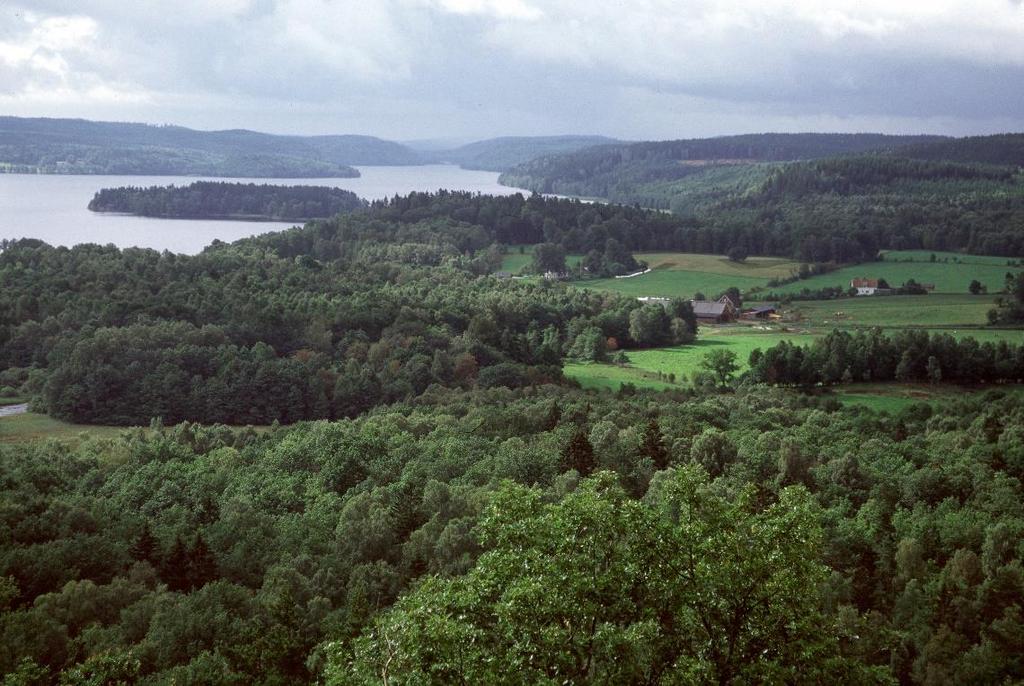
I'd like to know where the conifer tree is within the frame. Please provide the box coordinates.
[641,420,669,471]
[562,427,595,477]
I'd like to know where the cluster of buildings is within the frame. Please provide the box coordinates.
[638,295,778,324]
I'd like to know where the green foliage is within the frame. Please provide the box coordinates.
[3,387,1024,682]
[699,348,739,387]
[337,470,879,684]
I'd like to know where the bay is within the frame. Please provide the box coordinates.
[0,165,521,254]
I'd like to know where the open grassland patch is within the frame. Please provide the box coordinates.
[834,383,1024,412]
[0,412,131,445]
[788,295,1010,329]
[773,260,1022,295]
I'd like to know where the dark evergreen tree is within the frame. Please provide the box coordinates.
[641,420,669,471]
[129,523,158,564]
[562,427,595,477]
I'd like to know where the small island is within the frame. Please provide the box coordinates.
[88,181,367,221]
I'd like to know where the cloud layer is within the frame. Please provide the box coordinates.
[2,0,1023,139]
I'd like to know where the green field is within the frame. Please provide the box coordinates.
[0,412,131,445]
[565,329,819,390]
[0,396,28,407]
[834,383,1024,412]
[581,253,800,299]
[499,248,583,274]
[788,294,1007,329]
[563,362,679,391]
[774,252,1023,295]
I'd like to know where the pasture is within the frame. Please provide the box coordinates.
[787,294,1004,329]
[582,253,800,299]
[772,253,1022,295]
[0,411,130,445]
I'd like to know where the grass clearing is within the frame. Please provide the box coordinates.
[773,258,1022,295]
[0,412,132,445]
[563,361,678,391]
[579,252,800,300]
[499,248,582,274]
[833,383,1024,412]
[789,294,1004,329]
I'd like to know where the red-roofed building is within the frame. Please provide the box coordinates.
[851,278,880,295]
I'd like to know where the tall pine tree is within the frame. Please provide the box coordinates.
[562,427,595,477]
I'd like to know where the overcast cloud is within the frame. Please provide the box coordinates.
[1,0,1023,140]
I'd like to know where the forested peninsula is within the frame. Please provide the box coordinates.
[88,182,367,221]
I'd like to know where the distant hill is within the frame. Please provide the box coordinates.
[896,133,1024,166]
[0,117,425,177]
[498,133,947,202]
[436,135,621,172]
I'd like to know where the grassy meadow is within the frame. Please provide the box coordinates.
[0,411,131,445]
[582,253,800,299]
[787,294,1006,329]
[772,251,1023,295]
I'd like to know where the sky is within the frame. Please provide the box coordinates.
[2,0,1024,142]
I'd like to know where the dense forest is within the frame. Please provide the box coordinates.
[498,133,944,200]
[3,385,1024,683]
[4,177,1024,683]
[88,182,367,221]
[0,117,422,176]
[0,197,698,425]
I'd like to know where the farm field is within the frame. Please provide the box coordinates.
[565,249,1020,301]
[773,254,1022,295]
[563,361,679,391]
[787,294,1006,329]
[581,253,801,299]
[564,321,1024,395]
[564,329,819,390]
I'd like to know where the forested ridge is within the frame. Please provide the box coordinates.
[88,182,367,221]
[504,144,1024,260]
[498,132,945,199]
[0,116,422,177]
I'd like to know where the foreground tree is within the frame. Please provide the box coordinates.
[331,470,888,685]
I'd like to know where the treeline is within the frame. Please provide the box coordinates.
[749,328,1024,386]
[3,386,1024,683]
[0,233,694,425]
[88,182,366,220]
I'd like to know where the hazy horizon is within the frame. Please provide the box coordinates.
[4,1,1024,141]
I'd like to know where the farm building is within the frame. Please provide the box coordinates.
[851,278,880,295]
[742,305,778,320]
[691,295,737,323]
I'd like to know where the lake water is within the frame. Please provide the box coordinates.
[0,165,522,254]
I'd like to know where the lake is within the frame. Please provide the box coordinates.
[0,165,522,254]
